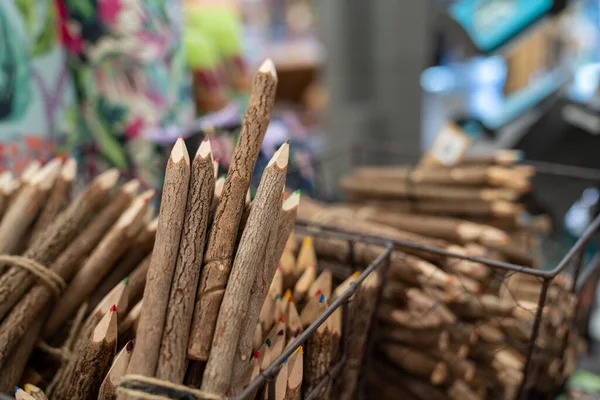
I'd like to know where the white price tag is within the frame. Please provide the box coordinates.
[421,124,471,166]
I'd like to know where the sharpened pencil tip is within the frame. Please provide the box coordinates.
[259,58,277,79]
[319,293,325,304]
[110,304,117,312]
[14,386,20,394]
[280,316,285,323]
[254,350,261,359]
[315,289,322,297]
[172,137,189,163]
[277,329,284,336]
[265,338,272,347]
[352,271,360,279]
[297,346,303,354]
[123,277,129,285]
[283,358,288,364]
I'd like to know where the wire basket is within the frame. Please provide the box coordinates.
[119,142,600,400]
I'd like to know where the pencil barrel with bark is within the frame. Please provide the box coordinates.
[0,158,62,258]
[127,138,190,378]
[229,191,299,395]
[99,340,135,400]
[201,142,288,395]
[189,59,278,363]
[156,138,215,383]
[69,306,118,400]
[44,191,151,338]
[29,157,76,244]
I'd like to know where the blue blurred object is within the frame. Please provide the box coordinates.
[449,0,553,53]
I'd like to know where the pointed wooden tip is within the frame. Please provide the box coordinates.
[116,194,147,228]
[140,189,155,202]
[283,190,300,210]
[302,236,313,247]
[297,346,303,355]
[15,388,35,400]
[284,289,292,300]
[259,58,277,79]
[319,293,326,304]
[280,316,285,323]
[33,158,62,189]
[123,179,141,194]
[253,350,261,359]
[60,157,77,181]
[196,137,213,159]
[352,271,361,279]
[171,137,189,163]
[267,142,289,168]
[126,340,135,352]
[147,218,159,232]
[93,307,118,343]
[21,161,41,183]
[96,169,120,190]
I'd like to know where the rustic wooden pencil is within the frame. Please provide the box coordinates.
[0,158,62,259]
[89,217,157,310]
[0,171,16,219]
[15,388,36,400]
[99,340,135,400]
[23,384,48,400]
[189,59,278,363]
[230,191,300,394]
[295,236,316,275]
[50,279,129,399]
[292,264,316,304]
[333,271,380,400]
[127,138,190,378]
[29,157,76,244]
[201,142,288,395]
[70,306,117,399]
[157,138,215,383]
[118,300,142,347]
[284,346,303,400]
[45,191,151,338]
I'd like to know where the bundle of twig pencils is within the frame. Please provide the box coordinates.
[0,60,328,400]
[296,186,584,400]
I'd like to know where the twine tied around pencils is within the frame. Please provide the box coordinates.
[0,255,66,298]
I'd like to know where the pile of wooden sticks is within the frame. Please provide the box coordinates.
[295,151,585,399]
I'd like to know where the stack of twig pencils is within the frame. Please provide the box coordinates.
[296,172,584,400]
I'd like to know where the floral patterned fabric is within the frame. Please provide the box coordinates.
[57,0,195,188]
[0,0,75,174]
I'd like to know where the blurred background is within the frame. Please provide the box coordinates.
[4,0,600,233]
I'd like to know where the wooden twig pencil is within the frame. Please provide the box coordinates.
[29,157,76,244]
[0,171,16,219]
[0,313,45,392]
[70,306,117,399]
[88,217,157,310]
[230,191,299,394]
[127,138,190,378]
[44,191,151,338]
[0,158,62,258]
[293,264,316,303]
[99,340,135,400]
[24,384,48,400]
[461,150,524,166]
[0,168,120,328]
[15,388,36,400]
[189,59,278,362]
[201,142,288,395]
[156,139,215,383]
[50,280,129,399]
[334,271,380,400]
[118,300,142,346]
[285,346,303,400]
